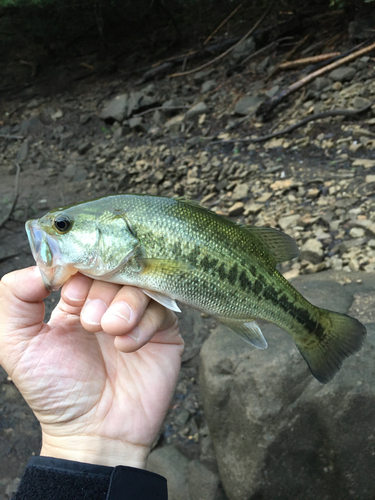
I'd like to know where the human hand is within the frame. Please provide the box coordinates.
[0,267,184,468]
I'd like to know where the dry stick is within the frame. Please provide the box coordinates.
[241,39,278,66]
[0,162,21,230]
[266,32,312,82]
[0,134,25,139]
[213,102,374,145]
[169,1,274,78]
[241,36,294,71]
[257,41,375,119]
[278,52,340,70]
[134,105,190,117]
[203,2,244,46]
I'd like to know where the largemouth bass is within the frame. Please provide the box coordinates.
[25,194,366,383]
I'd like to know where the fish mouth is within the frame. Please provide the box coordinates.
[25,219,74,291]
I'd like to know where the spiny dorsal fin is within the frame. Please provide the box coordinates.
[173,197,201,207]
[243,226,299,264]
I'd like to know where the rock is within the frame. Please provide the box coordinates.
[300,238,324,264]
[278,214,300,231]
[270,179,294,191]
[127,90,158,117]
[174,408,190,427]
[234,95,264,116]
[314,76,330,91]
[163,98,185,116]
[352,158,375,168]
[352,96,372,109]
[244,202,262,215]
[63,164,87,182]
[201,80,217,93]
[79,113,91,124]
[77,141,92,155]
[19,115,44,136]
[185,102,208,120]
[3,477,21,498]
[128,116,147,132]
[17,140,29,162]
[143,83,156,95]
[113,126,127,140]
[349,227,365,238]
[100,94,128,122]
[265,85,279,98]
[193,69,215,84]
[51,108,63,120]
[147,446,191,500]
[332,81,342,90]
[232,183,249,200]
[264,137,284,149]
[228,202,244,216]
[165,114,184,133]
[329,66,356,82]
[335,238,366,255]
[152,109,166,125]
[200,271,375,500]
[257,55,272,73]
[231,37,255,61]
[187,460,220,500]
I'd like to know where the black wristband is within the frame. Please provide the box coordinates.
[13,456,167,500]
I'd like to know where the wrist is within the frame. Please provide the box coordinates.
[41,433,150,468]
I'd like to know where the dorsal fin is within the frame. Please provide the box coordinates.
[243,226,299,264]
[173,197,201,207]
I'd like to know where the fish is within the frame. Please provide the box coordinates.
[25,194,366,383]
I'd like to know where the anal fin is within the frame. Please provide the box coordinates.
[219,317,268,350]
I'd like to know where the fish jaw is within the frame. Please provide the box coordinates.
[25,219,77,291]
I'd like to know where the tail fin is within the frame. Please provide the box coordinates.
[296,310,366,384]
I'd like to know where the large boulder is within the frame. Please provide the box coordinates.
[200,271,375,500]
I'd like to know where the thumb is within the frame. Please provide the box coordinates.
[0,266,50,343]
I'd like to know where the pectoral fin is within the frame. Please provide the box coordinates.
[219,317,268,349]
[142,289,181,312]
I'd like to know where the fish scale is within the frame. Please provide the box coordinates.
[26,194,366,383]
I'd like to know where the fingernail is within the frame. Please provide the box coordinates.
[128,326,140,342]
[65,283,85,302]
[106,301,132,323]
[81,299,108,326]
[33,266,42,278]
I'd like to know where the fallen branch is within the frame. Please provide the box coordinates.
[257,40,375,120]
[134,105,189,117]
[306,41,367,74]
[241,40,279,66]
[0,134,25,139]
[136,37,242,84]
[203,2,244,46]
[278,52,340,70]
[168,1,274,78]
[266,32,312,81]
[0,162,21,230]
[212,102,374,144]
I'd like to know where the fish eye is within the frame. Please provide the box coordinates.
[54,215,71,233]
